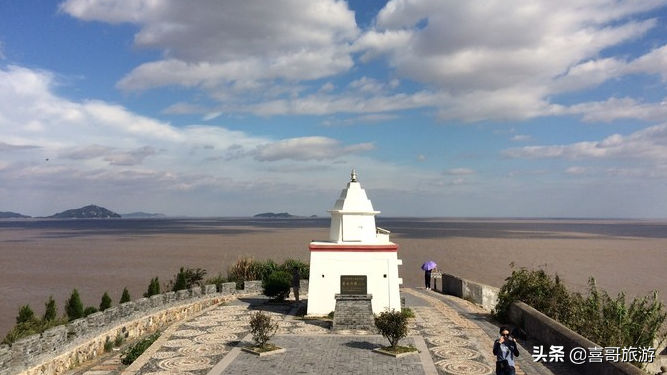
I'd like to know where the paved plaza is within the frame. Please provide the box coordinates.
[67,288,580,375]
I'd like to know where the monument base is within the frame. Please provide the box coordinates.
[332,294,377,332]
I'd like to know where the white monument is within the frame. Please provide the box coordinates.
[306,170,403,316]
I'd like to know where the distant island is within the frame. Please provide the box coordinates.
[254,212,297,218]
[48,205,121,219]
[121,212,167,218]
[0,211,30,219]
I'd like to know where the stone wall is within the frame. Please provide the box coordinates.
[436,273,664,375]
[437,272,499,311]
[0,281,261,375]
[509,302,653,375]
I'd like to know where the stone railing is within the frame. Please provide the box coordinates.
[0,280,263,375]
[435,272,499,312]
[509,302,654,375]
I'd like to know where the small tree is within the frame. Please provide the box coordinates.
[169,267,207,292]
[100,292,112,311]
[65,289,84,321]
[16,305,35,324]
[262,270,291,301]
[120,287,131,303]
[44,296,57,321]
[144,277,160,297]
[375,309,408,351]
[249,311,279,349]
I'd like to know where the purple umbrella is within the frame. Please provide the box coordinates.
[421,261,437,271]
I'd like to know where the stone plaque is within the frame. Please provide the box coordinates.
[340,275,367,295]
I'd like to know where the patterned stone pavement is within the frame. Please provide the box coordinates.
[67,289,581,375]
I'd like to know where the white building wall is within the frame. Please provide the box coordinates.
[307,248,403,316]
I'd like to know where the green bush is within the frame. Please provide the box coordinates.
[495,265,667,368]
[104,337,114,352]
[205,273,227,291]
[144,277,161,298]
[169,267,206,292]
[227,257,310,290]
[120,287,131,303]
[249,311,278,349]
[280,258,309,279]
[65,289,84,321]
[262,271,292,301]
[44,296,57,321]
[495,265,573,323]
[114,333,125,347]
[17,305,35,324]
[401,308,415,319]
[84,306,98,317]
[375,309,408,350]
[100,292,112,311]
[120,331,161,365]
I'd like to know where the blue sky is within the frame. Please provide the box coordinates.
[2,0,667,218]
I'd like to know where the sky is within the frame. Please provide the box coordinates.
[2,0,667,218]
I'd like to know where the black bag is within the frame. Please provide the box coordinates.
[496,359,509,371]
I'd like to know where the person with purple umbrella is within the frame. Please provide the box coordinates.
[421,261,437,290]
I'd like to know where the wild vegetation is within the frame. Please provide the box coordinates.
[3,258,309,345]
[495,264,667,368]
[374,309,412,352]
[120,331,161,365]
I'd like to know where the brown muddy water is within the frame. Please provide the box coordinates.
[1,217,666,336]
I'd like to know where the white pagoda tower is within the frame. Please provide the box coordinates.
[306,170,403,316]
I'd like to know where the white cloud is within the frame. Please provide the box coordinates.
[502,124,667,162]
[511,135,532,142]
[445,168,476,175]
[360,0,667,121]
[59,0,667,121]
[62,0,358,93]
[254,137,374,162]
[1,64,442,216]
[564,166,588,175]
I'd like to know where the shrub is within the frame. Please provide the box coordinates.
[84,306,98,317]
[44,296,57,321]
[205,273,227,291]
[143,277,161,298]
[280,258,309,279]
[120,287,131,303]
[100,292,112,311]
[16,305,35,324]
[401,308,415,319]
[495,265,573,323]
[262,270,292,301]
[65,289,84,321]
[249,311,278,349]
[375,309,408,351]
[227,256,258,289]
[495,266,667,369]
[104,337,114,352]
[114,333,125,347]
[120,331,161,365]
[169,267,207,292]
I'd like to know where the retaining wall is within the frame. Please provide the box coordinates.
[436,272,499,311]
[0,280,264,375]
[509,302,652,375]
